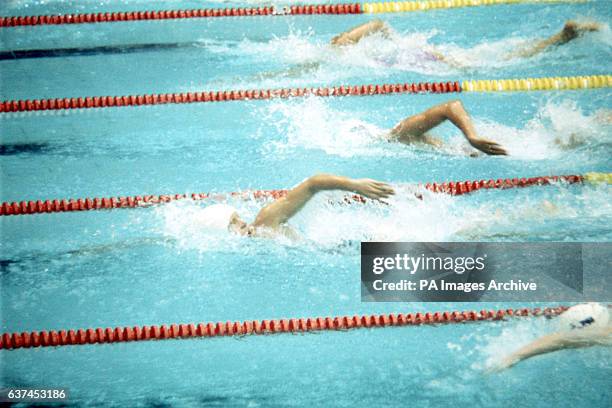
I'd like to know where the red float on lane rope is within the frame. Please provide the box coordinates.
[423,174,584,196]
[0,174,585,217]
[0,306,568,350]
[0,81,462,113]
[0,4,363,27]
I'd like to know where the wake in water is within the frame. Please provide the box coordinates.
[255,96,391,157]
[255,97,612,160]
[470,316,557,372]
[154,182,612,253]
[208,28,455,87]
[466,100,612,160]
[201,20,610,86]
[471,305,612,373]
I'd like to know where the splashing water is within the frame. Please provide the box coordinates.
[152,181,611,253]
[201,27,460,89]
[454,183,612,241]
[203,28,325,65]
[297,186,461,246]
[196,19,612,89]
[468,100,611,161]
[153,199,249,253]
[436,36,529,70]
[256,96,392,157]
[471,317,556,371]
[326,29,448,75]
[256,97,610,160]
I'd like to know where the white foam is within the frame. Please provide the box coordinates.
[193,19,611,88]
[207,28,461,88]
[457,182,612,240]
[436,36,528,70]
[256,96,392,157]
[151,180,611,253]
[232,28,327,65]
[257,97,610,160]
[473,317,554,371]
[153,200,245,253]
[263,186,466,246]
[483,100,609,160]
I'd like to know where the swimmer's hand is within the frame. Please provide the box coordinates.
[468,137,508,156]
[351,179,395,200]
[563,20,602,40]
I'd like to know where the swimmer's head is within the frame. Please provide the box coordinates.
[557,303,610,331]
[562,21,579,40]
[228,211,254,236]
[196,204,252,236]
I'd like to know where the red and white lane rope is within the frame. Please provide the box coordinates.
[2,75,609,113]
[0,1,583,27]
[0,306,568,350]
[0,4,361,27]
[0,81,461,113]
[0,174,589,217]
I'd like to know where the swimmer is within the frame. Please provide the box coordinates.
[259,18,601,79]
[198,174,394,238]
[387,99,507,155]
[330,19,602,66]
[330,19,451,64]
[508,20,602,59]
[492,303,612,371]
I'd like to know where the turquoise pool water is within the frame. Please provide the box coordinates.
[1,0,611,407]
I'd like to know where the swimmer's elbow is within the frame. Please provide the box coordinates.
[447,99,463,108]
[445,99,465,115]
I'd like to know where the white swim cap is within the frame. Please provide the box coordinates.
[557,303,610,331]
[193,204,237,232]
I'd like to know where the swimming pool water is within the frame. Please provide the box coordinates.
[1,0,611,407]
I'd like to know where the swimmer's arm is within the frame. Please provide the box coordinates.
[252,174,394,228]
[425,47,464,68]
[509,34,564,59]
[331,19,388,46]
[508,21,602,59]
[391,100,507,155]
[495,328,612,371]
[255,61,321,80]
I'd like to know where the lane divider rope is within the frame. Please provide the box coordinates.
[3,173,609,217]
[0,1,583,27]
[461,75,611,92]
[363,0,585,14]
[0,81,461,113]
[1,75,610,113]
[0,306,569,350]
[1,4,362,27]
